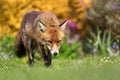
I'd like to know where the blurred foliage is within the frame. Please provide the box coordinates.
[0,35,15,60]
[0,0,91,39]
[68,0,91,38]
[1,0,120,40]
[82,28,120,57]
[1,0,120,58]
[85,0,120,40]
[91,30,112,56]
[0,0,69,39]
[58,37,82,59]
[81,0,120,56]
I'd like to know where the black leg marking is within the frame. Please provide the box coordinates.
[38,44,49,67]
[47,48,52,67]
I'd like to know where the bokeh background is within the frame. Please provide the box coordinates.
[0,0,90,39]
[0,0,120,58]
[0,0,120,80]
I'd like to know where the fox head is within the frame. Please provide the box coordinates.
[38,20,68,55]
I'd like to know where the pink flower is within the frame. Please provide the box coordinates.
[74,34,79,40]
[67,19,77,31]
[112,3,118,10]
[67,39,73,45]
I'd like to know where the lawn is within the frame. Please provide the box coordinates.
[0,36,120,80]
[0,56,120,80]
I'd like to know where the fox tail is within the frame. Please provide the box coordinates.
[14,31,26,58]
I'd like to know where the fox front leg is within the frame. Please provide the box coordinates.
[27,48,34,65]
[37,44,51,67]
[26,44,34,65]
[22,36,34,65]
[47,48,52,66]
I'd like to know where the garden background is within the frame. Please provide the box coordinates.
[0,0,120,80]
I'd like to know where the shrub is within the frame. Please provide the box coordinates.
[0,35,15,60]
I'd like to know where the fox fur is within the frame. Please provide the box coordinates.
[14,11,67,66]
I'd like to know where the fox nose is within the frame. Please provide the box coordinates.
[51,50,59,55]
[54,52,58,56]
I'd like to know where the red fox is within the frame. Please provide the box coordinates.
[14,11,68,67]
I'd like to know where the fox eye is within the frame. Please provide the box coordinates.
[57,40,62,43]
[47,40,52,44]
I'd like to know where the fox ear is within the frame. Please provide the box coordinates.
[38,22,46,32]
[60,20,68,32]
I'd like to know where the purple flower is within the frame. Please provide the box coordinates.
[112,3,118,10]
[74,34,79,40]
[112,41,119,49]
[67,19,77,31]
[67,39,73,45]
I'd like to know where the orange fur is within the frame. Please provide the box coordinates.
[14,11,67,66]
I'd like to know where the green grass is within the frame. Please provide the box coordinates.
[0,35,120,80]
[0,56,120,80]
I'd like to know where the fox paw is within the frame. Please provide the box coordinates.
[44,61,51,67]
[28,59,34,66]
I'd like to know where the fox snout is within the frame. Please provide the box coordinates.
[51,50,59,56]
[47,44,60,56]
